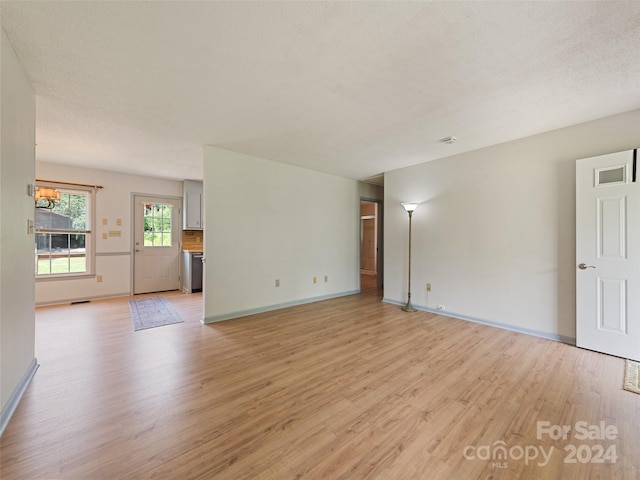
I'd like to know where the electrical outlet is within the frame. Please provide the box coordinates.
[102,232,108,240]
[426,283,432,292]
[437,304,445,311]
[275,279,280,287]
[313,276,317,284]
[96,275,103,283]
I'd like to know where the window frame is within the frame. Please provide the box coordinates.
[34,182,96,281]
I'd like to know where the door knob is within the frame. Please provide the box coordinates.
[578,263,596,270]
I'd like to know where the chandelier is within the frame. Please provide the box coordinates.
[35,187,61,209]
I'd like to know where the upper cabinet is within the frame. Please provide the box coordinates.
[183,180,203,230]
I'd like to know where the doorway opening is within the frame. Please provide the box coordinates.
[360,199,383,296]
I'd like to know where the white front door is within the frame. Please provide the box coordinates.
[133,195,180,294]
[576,149,640,360]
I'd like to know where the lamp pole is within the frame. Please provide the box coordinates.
[401,203,418,312]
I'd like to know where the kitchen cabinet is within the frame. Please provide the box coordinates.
[183,180,203,230]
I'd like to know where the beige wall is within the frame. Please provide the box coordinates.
[384,109,640,341]
[1,27,37,430]
[203,146,360,322]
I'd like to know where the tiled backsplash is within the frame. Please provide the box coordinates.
[182,230,203,251]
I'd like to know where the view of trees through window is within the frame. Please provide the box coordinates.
[35,189,89,275]
[143,203,172,247]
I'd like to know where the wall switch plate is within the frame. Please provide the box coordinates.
[275,279,280,287]
[426,283,432,292]
[324,275,328,283]
[102,232,108,240]
[313,276,317,284]
[96,275,103,283]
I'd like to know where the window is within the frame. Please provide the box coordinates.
[596,165,626,186]
[143,202,173,247]
[35,187,93,276]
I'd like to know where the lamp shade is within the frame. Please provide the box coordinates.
[401,202,418,212]
[35,187,60,202]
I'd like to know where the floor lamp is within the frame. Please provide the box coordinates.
[401,202,418,312]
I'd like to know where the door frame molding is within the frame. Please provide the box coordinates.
[360,197,384,290]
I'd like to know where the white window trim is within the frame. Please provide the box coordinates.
[35,182,97,280]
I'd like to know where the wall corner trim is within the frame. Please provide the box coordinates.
[382,298,576,345]
[203,290,360,324]
[1,358,39,437]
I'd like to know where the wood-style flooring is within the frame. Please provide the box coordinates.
[1,283,639,479]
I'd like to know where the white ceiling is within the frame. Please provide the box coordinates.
[2,1,639,183]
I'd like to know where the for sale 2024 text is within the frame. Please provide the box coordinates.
[537,421,618,464]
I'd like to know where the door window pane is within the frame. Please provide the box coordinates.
[597,166,625,185]
[143,203,172,247]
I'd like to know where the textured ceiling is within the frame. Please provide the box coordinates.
[1,1,639,182]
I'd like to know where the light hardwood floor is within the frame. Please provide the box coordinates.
[1,286,639,479]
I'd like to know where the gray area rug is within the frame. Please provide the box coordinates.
[129,296,184,331]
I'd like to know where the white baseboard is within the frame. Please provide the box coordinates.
[203,290,360,324]
[1,358,39,437]
[382,298,576,345]
[36,292,131,307]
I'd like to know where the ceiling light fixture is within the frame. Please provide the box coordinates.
[35,187,61,209]
[441,136,457,144]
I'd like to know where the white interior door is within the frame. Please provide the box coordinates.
[576,149,640,360]
[134,195,180,294]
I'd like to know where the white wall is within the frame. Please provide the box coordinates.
[203,146,360,322]
[358,181,383,201]
[35,162,182,305]
[384,109,640,341]
[1,27,37,427]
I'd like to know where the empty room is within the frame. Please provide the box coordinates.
[1,2,640,479]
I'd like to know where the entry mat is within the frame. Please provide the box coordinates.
[129,296,184,331]
[624,359,640,394]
